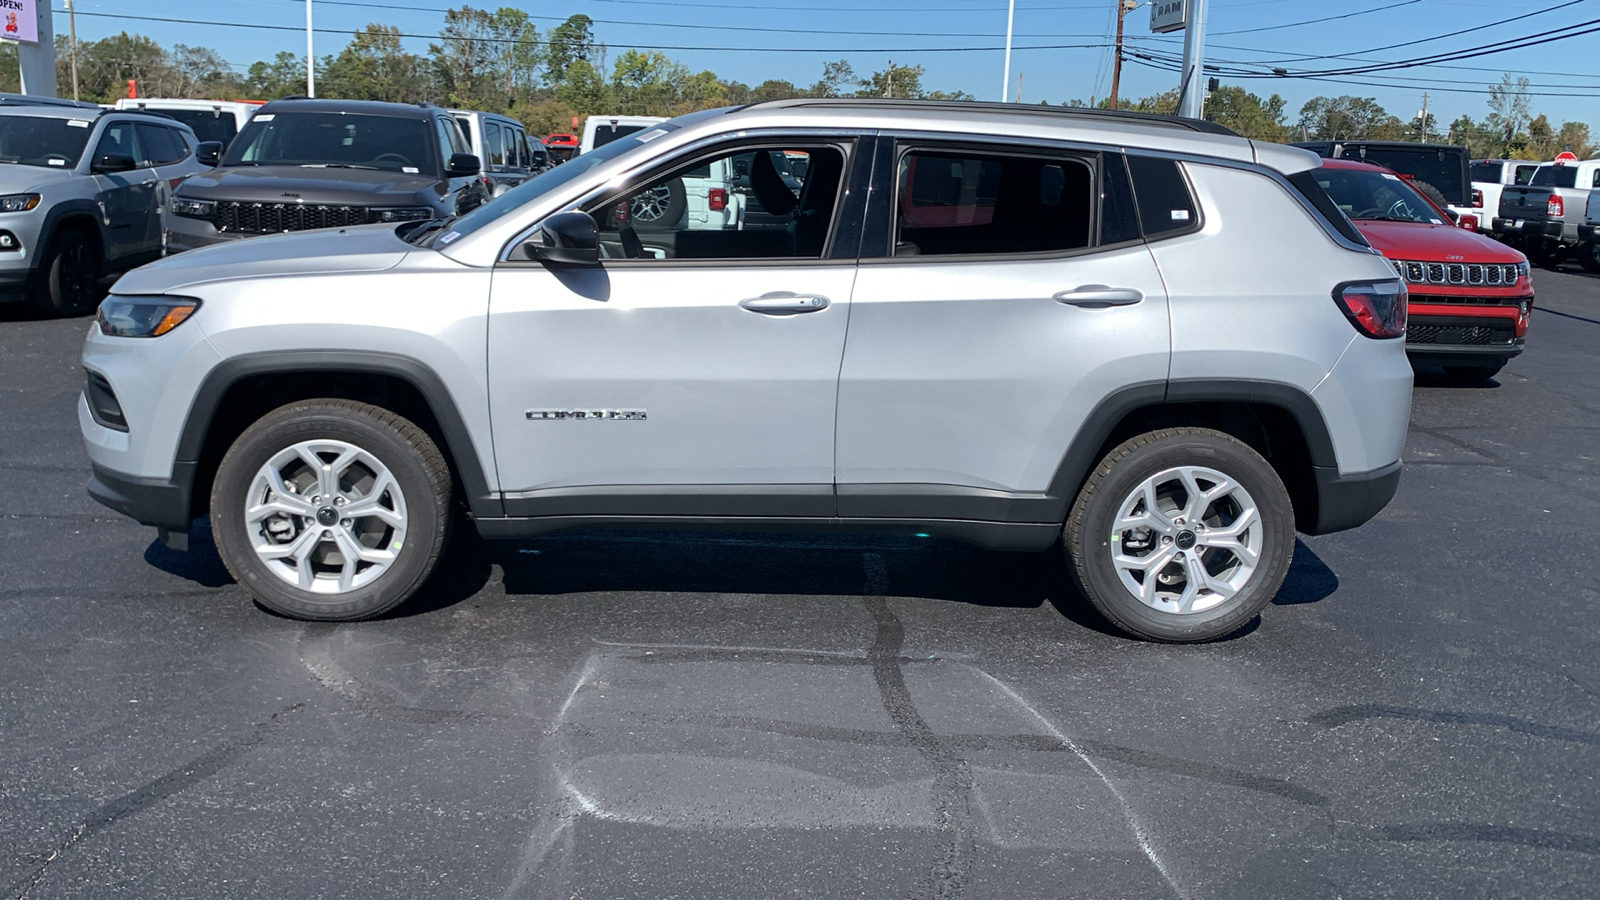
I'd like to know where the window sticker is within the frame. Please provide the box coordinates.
[1381,173,1402,181]
[438,231,462,245]
[1170,209,1190,221]
[635,128,667,143]
[254,114,274,122]
[48,158,65,166]
[403,166,419,174]
[67,119,90,128]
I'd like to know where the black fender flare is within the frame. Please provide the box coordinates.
[176,350,501,518]
[35,199,110,269]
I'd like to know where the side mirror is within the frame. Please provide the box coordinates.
[528,211,600,267]
[447,152,481,177]
[195,141,223,167]
[1444,208,1459,223]
[92,154,138,174]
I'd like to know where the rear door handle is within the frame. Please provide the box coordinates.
[739,291,830,314]
[1052,285,1144,307]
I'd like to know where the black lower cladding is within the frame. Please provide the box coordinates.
[87,461,197,530]
[1405,339,1524,366]
[1307,460,1402,535]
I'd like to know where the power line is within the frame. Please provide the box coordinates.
[1125,54,1600,98]
[1208,0,1425,37]
[55,9,1118,54]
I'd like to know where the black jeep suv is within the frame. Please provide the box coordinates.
[162,99,486,253]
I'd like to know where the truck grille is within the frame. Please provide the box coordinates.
[1389,259,1525,286]
[215,201,371,234]
[1407,321,1515,346]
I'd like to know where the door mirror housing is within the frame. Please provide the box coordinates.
[1443,208,1459,223]
[446,152,481,178]
[528,211,600,267]
[195,141,223,167]
[92,154,138,174]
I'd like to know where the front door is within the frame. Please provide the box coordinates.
[487,137,867,518]
[89,121,157,263]
[835,141,1171,522]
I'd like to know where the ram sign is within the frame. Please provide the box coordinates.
[1150,0,1186,34]
[1,0,38,43]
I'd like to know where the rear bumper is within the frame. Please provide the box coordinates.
[1493,218,1563,240]
[1307,460,1402,535]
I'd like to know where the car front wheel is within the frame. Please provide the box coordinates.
[211,400,454,621]
[1063,428,1295,642]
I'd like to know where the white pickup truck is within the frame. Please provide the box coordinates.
[1470,158,1541,235]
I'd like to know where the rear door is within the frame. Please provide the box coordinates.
[835,138,1169,522]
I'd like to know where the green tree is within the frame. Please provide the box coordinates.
[808,59,855,98]
[545,14,596,83]
[246,51,309,99]
[1204,86,1288,141]
[1297,95,1404,140]
[856,62,923,98]
[321,25,431,104]
[609,49,688,115]
[553,58,607,112]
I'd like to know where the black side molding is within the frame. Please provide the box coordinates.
[1307,460,1402,535]
[88,461,196,531]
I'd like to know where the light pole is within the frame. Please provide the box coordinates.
[305,0,316,97]
[1001,0,1015,102]
[67,0,80,101]
[1176,0,1209,119]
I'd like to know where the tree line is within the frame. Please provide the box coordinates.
[1,10,1591,157]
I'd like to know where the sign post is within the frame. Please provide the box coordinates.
[3,0,59,97]
[1150,0,1208,119]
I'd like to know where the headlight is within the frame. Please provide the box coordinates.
[0,194,41,213]
[170,197,216,219]
[1516,260,1530,277]
[373,207,434,223]
[97,296,201,338]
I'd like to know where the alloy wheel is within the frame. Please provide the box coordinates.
[1108,465,1263,615]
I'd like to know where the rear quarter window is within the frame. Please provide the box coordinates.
[1286,169,1369,248]
[1126,156,1198,238]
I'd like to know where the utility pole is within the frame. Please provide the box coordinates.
[305,0,316,98]
[1110,0,1130,110]
[1017,72,1022,103]
[1002,0,1016,102]
[66,0,80,101]
[1418,91,1430,142]
[885,60,893,98]
[1175,0,1210,119]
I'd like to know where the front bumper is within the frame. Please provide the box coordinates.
[88,460,197,530]
[0,268,30,303]
[1308,460,1402,535]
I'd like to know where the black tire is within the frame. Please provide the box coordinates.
[1442,361,1505,383]
[1523,238,1564,268]
[1411,180,1449,211]
[1577,242,1600,275]
[31,229,102,317]
[629,177,686,231]
[211,399,454,621]
[1062,428,1295,643]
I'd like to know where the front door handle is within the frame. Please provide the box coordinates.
[739,291,830,314]
[1053,285,1144,307]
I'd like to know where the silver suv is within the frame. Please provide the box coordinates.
[0,102,206,315]
[79,100,1412,642]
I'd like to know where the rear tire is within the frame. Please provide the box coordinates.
[1442,361,1505,383]
[1577,241,1600,274]
[211,400,454,621]
[31,229,101,317]
[1063,428,1295,642]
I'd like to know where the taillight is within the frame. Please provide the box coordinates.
[1334,280,1407,339]
[1548,194,1564,217]
[1471,188,1483,208]
[708,188,727,212]
[1459,214,1478,231]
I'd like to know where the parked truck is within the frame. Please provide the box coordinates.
[1469,158,1541,236]
[1494,155,1600,272]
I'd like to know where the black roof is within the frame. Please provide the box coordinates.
[740,97,1241,137]
[255,98,443,119]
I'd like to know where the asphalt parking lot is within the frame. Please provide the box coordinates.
[3,268,1598,900]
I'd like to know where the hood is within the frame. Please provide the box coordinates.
[112,225,412,295]
[176,165,446,206]
[1353,219,1524,263]
[0,164,78,194]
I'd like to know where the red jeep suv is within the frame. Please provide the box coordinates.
[1308,158,1532,383]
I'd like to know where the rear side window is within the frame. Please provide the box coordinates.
[1286,169,1369,248]
[1470,162,1501,183]
[1531,166,1577,188]
[893,148,1093,255]
[134,123,184,165]
[1126,155,1198,238]
[1513,165,1538,185]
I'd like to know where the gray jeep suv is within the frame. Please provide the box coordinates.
[80,100,1412,641]
[0,102,206,315]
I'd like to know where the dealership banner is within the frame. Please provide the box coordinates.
[1,0,38,43]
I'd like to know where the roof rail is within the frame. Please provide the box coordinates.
[737,97,1240,137]
[0,92,102,110]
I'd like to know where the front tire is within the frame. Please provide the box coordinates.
[1063,428,1295,642]
[211,400,454,621]
[1577,241,1600,274]
[31,229,101,317]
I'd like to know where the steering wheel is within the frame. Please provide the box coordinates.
[373,152,413,167]
[1386,199,1415,220]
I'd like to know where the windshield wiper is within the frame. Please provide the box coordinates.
[300,163,380,170]
[403,215,457,245]
[1356,215,1420,223]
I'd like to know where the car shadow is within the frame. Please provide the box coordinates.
[1410,364,1502,389]
[1273,539,1340,606]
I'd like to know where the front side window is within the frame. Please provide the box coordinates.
[892,148,1094,256]
[93,123,143,166]
[485,121,505,169]
[134,123,185,166]
[0,116,94,168]
[1310,166,1448,225]
[1513,164,1538,185]
[226,112,437,174]
[585,143,848,260]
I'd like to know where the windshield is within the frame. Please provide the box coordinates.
[419,127,671,246]
[159,109,239,147]
[1312,166,1448,225]
[0,116,94,168]
[224,112,437,173]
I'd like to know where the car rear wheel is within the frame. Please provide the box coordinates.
[32,229,101,318]
[211,400,453,621]
[1577,241,1600,274]
[1063,428,1295,642]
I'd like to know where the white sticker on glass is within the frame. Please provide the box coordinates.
[1170,209,1191,221]
[67,119,90,128]
[254,114,275,122]
[48,158,65,165]
[635,128,667,143]
[438,231,462,244]
[403,166,419,173]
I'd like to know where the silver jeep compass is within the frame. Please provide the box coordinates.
[79,99,1412,641]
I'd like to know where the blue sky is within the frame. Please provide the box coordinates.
[49,0,1600,127]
